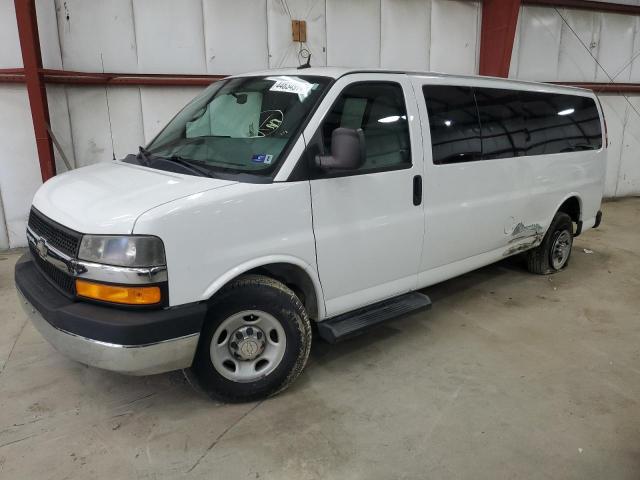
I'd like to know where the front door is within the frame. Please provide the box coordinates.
[305,74,425,317]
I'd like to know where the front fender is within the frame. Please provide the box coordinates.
[200,255,326,320]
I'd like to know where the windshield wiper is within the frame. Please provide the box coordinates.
[162,155,218,178]
[137,146,152,166]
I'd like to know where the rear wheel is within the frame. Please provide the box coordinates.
[526,212,573,275]
[192,275,312,403]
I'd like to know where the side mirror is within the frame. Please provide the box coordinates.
[315,128,365,171]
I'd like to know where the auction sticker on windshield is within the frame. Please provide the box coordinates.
[270,79,313,96]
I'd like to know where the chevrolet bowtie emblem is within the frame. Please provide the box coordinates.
[36,238,48,259]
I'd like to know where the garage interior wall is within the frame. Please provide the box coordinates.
[0,0,482,249]
[510,5,640,198]
[0,0,638,250]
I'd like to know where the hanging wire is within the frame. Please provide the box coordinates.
[553,7,640,121]
[100,53,117,161]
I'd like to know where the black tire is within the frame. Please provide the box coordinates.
[526,212,573,275]
[192,274,312,403]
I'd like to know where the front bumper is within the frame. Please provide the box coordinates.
[15,254,207,375]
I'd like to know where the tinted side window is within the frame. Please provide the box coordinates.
[321,82,411,172]
[521,92,602,154]
[423,85,481,164]
[474,88,526,160]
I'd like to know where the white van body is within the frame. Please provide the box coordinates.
[16,68,606,401]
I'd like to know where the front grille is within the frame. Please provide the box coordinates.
[29,244,76,296]
[28,208,81,257]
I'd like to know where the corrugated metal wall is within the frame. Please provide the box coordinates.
[1,0,639,250]
[0,0,481,249]
[510,5,640,197]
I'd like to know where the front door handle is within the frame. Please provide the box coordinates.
[413,175,422,206]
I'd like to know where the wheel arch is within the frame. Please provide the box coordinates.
[556,194,582,223]
[554,194,582,235]
[201,256,326,321]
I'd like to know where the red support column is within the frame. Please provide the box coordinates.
[479,0,522,78]
[14,0,56,181]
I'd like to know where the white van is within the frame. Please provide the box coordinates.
[15,68,606,402]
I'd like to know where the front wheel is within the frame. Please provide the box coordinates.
[526,212,573,275]
[192,275,312,403]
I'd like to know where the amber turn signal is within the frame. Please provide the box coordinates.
[75,280,161,305]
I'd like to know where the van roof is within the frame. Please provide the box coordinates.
[234,67,593,96]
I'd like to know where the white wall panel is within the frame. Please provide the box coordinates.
[267,0,326,69]
[66,87,114,167]
[0,0,22,68]
[46,84,76,172]
[430,0,480,75]
[0,86,42,248]
[0,190,9,250]
[514,7,640,84]
[631,17,640,82]
[139,86,204,143]
[380,0,430,71]
[35,0,63,69]
[617,97,640,196]
[509,12,522,79]
[598,94,628,197]
[513,6,562,80]
[66,86,149,166]
[326,0,380,67]
[56,0,137,72]
[557,9,599,82]
[104,87,145,159]
[133,0,206,74]
[595,13,635,83]
[204,0,269,74]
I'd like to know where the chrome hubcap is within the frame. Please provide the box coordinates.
[210,310,286,383]
[229,325,266,361]
[550,230,572,270]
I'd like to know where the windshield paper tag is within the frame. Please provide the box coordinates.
[251,154,273,164]
[270,79,313,96]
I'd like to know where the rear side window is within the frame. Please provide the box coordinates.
[474,88,526,159]
[321,82,411,172]
[520,92,602,154]
[422,85,481,164]
[423,85,602,165]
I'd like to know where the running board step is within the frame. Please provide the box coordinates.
[317,292,432,343]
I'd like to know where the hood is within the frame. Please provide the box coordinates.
[32,161,236,234]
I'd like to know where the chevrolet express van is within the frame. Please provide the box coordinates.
[15,68,606,402]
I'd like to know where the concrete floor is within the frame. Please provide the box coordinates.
[1,198,639,480]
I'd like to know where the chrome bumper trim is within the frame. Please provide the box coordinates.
[18,289,199,376]
[75,260,168,284]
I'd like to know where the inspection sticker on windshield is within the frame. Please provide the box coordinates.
[251,154,273,165]
[270,79,313,96]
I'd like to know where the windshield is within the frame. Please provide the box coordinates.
[145,75,330,176]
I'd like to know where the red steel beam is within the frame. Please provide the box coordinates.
[479,0,522,77]
[13,0,56,181]
[41,69,226,86]
[0,68,25,83]
[551,82,640,93]
[523,0,640,15]
[5,68,640,94]
[0,68,226,86]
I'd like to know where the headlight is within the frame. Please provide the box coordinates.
[78,235,166,267]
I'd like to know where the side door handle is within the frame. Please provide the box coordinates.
[413,175,422,206]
